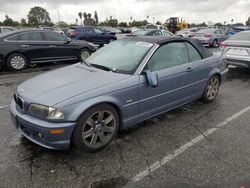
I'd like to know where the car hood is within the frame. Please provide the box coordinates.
[17,63,130,106]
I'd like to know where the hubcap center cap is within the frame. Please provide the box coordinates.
[95,124,102,132]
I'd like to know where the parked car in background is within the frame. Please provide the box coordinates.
[221,31,250,68]
[131,29,174,37]
[227,26,250,36]
[176,28,200,37]
[10,36,227,151]
[0,30,96,71]
[99,26,122,34]
[144,24,168,31]
[40,27,65,35]
[193,28,229,47]
[70,26,117,46]
[0,26,15,33]
[116,27,132,33]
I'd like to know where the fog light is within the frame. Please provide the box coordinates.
[49,129,64,135]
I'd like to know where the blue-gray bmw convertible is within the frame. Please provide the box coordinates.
[10,36,228,152]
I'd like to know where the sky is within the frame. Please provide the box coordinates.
[0,0,249,25]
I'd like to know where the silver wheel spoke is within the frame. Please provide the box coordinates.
[99,132,107,144]
[86,118,95,126]
[90,134,98,147]
[97,111,104,122]
[102,125,115,133]
[104,115,113,125]
[82,128,94,139]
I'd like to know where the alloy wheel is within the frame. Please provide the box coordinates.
[206,76,219,101]
[82,110,116,148]
[10,55,26,70]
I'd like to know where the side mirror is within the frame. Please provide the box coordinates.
[144,70,158,87]
[64,39,71,44]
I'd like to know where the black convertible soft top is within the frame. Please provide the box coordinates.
[125,36,213,59]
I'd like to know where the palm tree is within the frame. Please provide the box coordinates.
[78,12,82,25]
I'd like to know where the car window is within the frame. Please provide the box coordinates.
[148,42,189,72]
[44,32,66,41]
[153,31,162,36]
[93,28,103,34]
[162,31,172,36]
[186,42,202,62]
[8,32,44,41]
[3,28,13,32]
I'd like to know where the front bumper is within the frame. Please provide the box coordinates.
[10,100,76,150]
[225,55,250,68]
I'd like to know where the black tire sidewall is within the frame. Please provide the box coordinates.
[72,104,119,152]
[7,53,28,71]
[79,48,91,61]
[202,75,220,103]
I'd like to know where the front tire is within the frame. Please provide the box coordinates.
[73,104,119,152]
[7,53,28,71]
[202,75,220,102]
[79,48,91,62]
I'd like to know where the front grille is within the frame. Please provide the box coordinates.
[14,93,24,110]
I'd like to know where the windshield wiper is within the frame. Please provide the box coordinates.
[90,64,116,72]
[81,60,92,67]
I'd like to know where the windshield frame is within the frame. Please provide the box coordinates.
[85,39,155,75]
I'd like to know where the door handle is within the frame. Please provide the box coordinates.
[49,45,56,48]
[186,67,193,72]
[21,45,29,48]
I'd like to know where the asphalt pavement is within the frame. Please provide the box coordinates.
[1,48,250,188]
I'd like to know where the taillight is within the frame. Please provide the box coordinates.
[219,43,228,48]
[70,32,80,37]
[204,33,212,37]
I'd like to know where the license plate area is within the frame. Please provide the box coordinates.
[227,48,249,56]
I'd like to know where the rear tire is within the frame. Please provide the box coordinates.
[202,75,220,102]
[72,104,119,152]
[211,40,218,48]
[7,53,28,71]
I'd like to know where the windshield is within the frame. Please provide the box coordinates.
[229,32,250,41]
[85,39,153,74]
[133,30,150,36]
[198,29,214,33]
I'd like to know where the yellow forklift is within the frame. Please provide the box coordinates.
[165,17,189,34]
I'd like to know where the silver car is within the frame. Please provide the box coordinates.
[221,31,250,68]
[10,37,228,152]
[193,28,229,47]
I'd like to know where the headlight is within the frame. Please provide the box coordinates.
[28,104,64,120]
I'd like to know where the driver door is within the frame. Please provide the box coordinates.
[139,42,195,118]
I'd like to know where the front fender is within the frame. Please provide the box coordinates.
[62,95,123,122]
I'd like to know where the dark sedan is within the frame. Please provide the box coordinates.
[0,30,96,71]
[70,26,117,46]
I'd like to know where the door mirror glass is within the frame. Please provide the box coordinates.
[144,70,158,87]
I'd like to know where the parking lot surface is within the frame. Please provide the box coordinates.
[1,48,250,188]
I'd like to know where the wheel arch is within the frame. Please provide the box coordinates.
[5,51,30,65]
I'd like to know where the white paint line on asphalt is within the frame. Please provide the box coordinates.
[0,105,10,110]
[131,105,250,183]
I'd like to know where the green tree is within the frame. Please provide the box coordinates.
[156,21,162,25]
[246,16,250,26]
[20,18,27,27]
[56,21,69,28]
[27,6,52,27]
[118,22,128,27]
[3,15,14,26]
[214,22,223,27]
[78,12,83,25]
[94,11,98,24]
